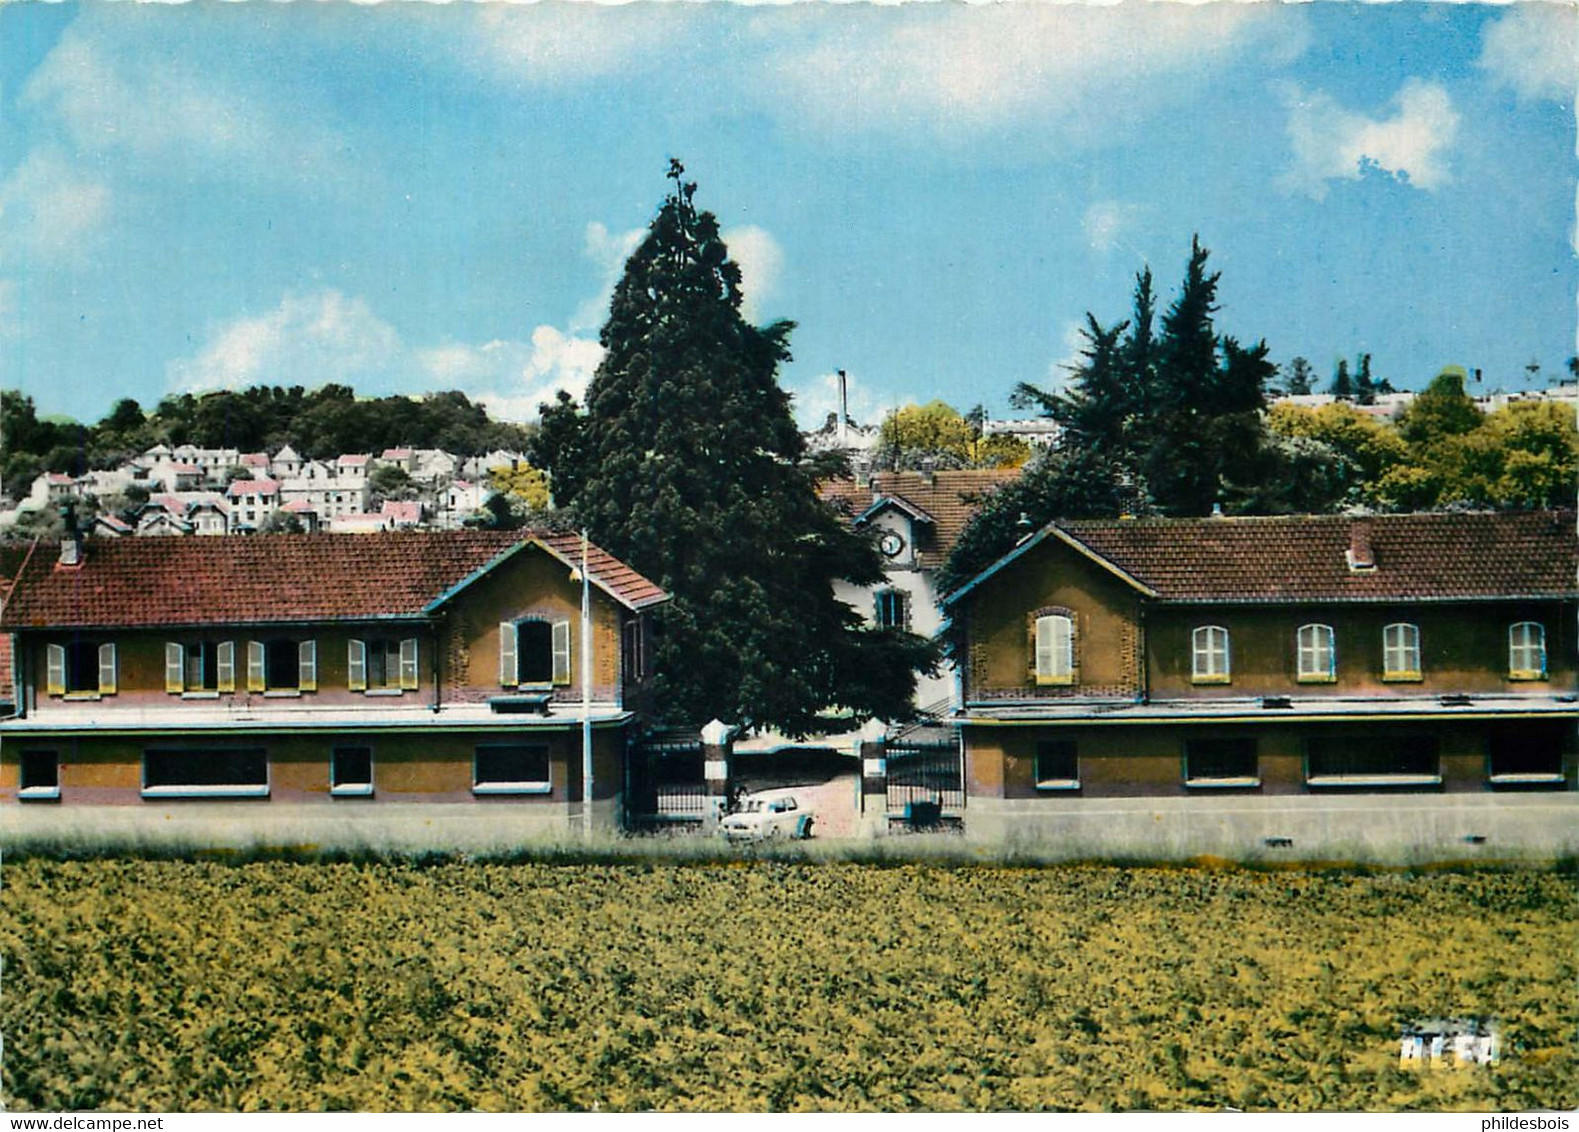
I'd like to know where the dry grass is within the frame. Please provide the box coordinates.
[2,857,1574,1111]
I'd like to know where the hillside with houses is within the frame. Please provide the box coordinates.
[4,440,522,537]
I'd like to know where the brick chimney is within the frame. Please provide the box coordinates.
[58,503,84,567]
[1345,518,1376,572]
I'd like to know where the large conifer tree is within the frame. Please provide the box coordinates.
[547,163,933,734]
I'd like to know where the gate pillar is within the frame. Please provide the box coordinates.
[700,718,735,832]
[856,717,889,832]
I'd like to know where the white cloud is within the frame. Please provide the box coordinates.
[437,326,607,422]
[571,221,646,332]
[0,147,113,266]
[1082,200,1144,255]
[1479,4,1578,104]
[168,291,402,394]
[789,369,886,432]
[1046,319,1089,395]
[465,4,685,85]
[168,289,605,423]
[1281,79,1461,201]
[721,225,785,320]
[21,25,346,184]
[755,3,1308,146]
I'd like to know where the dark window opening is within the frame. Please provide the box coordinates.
[331,746,373,790]
[475,744,551,788]
[1489,727,1565,780]
[1307,735,1438,779]
[186,642,219,691]
[266,640,300,690]
[517,621,554,686]
[1186,738,1258,781]
[65,641,100,694]
[21,749,58,792]
[875,589,909,631]
[1035,741,1078,786]
[144,748,268,790]
[366,640,401,690]
[623,619,645,682]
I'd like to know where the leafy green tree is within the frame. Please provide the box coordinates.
[1267,400,1408,490]
[544,163,934,734]
[1282,356,1315,396]
[368,463,418,503]
[486,462,550,511]
[936,446,1129,597]
[530,390,589,508]
[259,509,304,534]
[1398,368,1482,447]
[877,400,977,469]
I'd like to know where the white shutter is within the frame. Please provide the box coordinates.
[216,641,236,692]
[98,643,117,695]
[1035,617,1055,678]
[551,620,571,686]
[46,643,66,696]
[1058,618,1074,676]
[165,642,185,693]
[347,639,367,692]
[499,622,518,686]
[298,640,317,692]
[247,641,266,691]
[399,637,419,690]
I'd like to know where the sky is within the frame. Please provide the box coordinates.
[1,1,1574,432]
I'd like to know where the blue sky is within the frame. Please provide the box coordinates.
[1,1,1574,430]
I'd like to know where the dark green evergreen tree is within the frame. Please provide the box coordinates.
[1354,353,1376,405]
[546,163,934,734]
[1330,358,1354,401]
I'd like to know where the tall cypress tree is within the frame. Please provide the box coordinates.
[552,163,933,734]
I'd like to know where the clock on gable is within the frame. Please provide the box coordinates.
[878,531,906,559]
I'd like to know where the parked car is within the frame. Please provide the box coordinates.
[720,792,814,841]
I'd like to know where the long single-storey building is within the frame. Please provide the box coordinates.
[940,510,1577,851]
[0,526,666,836]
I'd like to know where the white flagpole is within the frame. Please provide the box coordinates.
[581,529,593,836]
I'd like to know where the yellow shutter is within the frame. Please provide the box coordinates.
[216,641,235,692]
[399,637,419,691]
[45,643,65,696]
[347,639,367,692]
[165,643,185,694]
[551,620,572,686]
[499,622,517,686]
[247,641,266,691]
[298,640,317,692]
[98,643,117,695]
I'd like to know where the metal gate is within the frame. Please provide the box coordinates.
[885,730,964,816]
[626,731,707,828]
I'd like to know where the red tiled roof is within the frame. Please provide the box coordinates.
[228,479,281,496]
[1009,511,1577,604]
[1,530,668,630]
[821,469,1023,569]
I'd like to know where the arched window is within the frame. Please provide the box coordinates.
[1033,613,1075,685]
[1382,623,1421,680]
[1508,622,1546,680]
[1191,626,1231,683]
[1296,624,1336,682]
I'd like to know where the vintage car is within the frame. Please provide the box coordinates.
[719,792,815,841]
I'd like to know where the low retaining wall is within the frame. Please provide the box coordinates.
[2,797,622,855]
[965,793,1579,863]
